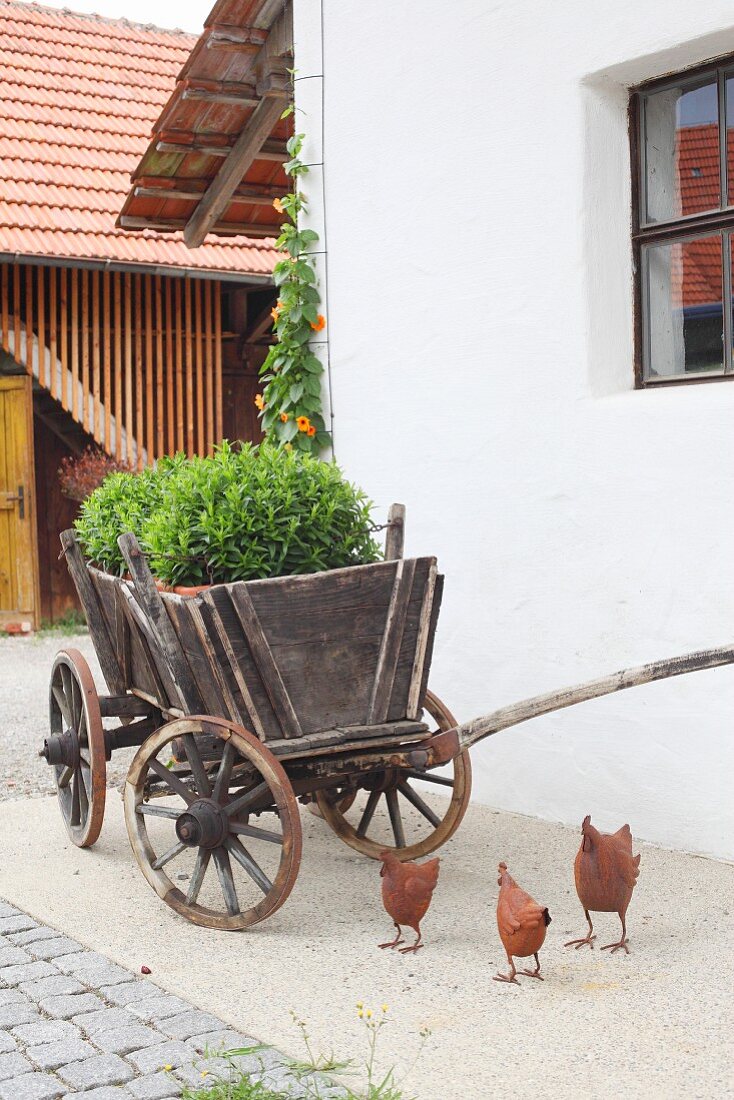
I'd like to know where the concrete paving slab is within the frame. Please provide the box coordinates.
[0,793,732,1099]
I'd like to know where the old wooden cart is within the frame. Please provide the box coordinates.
[42,506,734,930]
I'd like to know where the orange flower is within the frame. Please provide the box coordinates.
[307,425,316,437]
[296,415,311,433]
[280,412,289,423]
[310,314,326,332]
[254,394,265,411]
[273,197,285,214]
[270,306,280,324]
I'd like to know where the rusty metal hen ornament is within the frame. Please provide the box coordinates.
[378,850,440,953]
[494,862,551,985]
[565,815,640,954]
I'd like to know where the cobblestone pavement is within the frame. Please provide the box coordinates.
[0,899,337,1099]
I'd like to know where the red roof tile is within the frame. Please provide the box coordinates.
[0,0,278,278]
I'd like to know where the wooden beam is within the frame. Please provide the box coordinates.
[133,181,286,205]
[184,278,194,457]
[102,271,111,450]
[155,275,163,458]
[155,137,287,161]
[1,264,8,353]
[165,276,174,454]
[205,25,267,52]
[113,272,122,460]
[183,94,286,248]
[182,82,259,107]
[175,279,184,453]
[119,216,281,238]
[214,280,222,443]
[204,280,214,455]
[36,266,46,389]
[124,272,133,466]
[70,267,79,421]
[91,269,99,440]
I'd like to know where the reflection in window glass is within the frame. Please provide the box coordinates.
[645,234,724,378]
[644,79,719,223]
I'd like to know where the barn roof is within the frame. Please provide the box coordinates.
[118,0,292,249]
[0,0,278,280]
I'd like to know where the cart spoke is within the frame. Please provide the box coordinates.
[212,740,236,803]
[181,734,211,798]
[152,840,187,870]
[79,752,91,768]
[224,780,270,819]
[136,803,182,820]
[229,821,283,845]
[404,769,454,788]
[70,771,81,827]
[77,709,88,747]
[212,848,240,915]
[385,788,406,848]
[224,836,272,894]
[147,757,196,805]
[52,685,72,728]
[398,779,441,828]
[71,677,82,732]
[59,664,73,721]
[356,789,381,838]
[77,767,89,819]
[186,849,211,905]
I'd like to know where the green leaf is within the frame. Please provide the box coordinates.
[289,382,304,403]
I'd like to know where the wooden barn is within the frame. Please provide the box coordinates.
[0,0,290,629]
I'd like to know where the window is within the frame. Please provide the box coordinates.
[633,62,734,383]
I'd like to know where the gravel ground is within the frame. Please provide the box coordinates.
[0,632,137,802]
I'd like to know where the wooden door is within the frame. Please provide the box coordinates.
[0,376,39,629]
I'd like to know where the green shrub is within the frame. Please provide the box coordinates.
[73,457,181,576]
[75,442,381,587]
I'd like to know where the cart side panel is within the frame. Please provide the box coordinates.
[176,556,441,742]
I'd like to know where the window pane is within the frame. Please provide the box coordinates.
[644,79,720,223]
[644,234,724,378]
[726,76,734,208]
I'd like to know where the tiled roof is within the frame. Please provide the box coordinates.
[0,0,278,278]
[118,0,291,245]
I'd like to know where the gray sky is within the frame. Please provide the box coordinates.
[49,0,210,35]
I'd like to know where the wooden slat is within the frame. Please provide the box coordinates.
[406,562,437,719]
[24,266,34,381]
[60,530,126,694]
[103,270,111,450]
[135,274,144,469]
[185,278,194,456]
[367,559,417,724]
[117,585,172,705]
[114,272,123,461]
[194,280,204,454]
[70,268,79,420]
[145,274,154,463]
[182,599,242,720]
[214,281,223,443]
[118,533,203,711]
[155,275,164,458]
[1,265,9,353]
[201,590,266,738]
[165,275,174,454]
[91,269,100,441]
[175,279,184,452]
[13,267,21,377]
[81,269,89,431]
[204,279,214,454]
[49,266,58,402]
[36,266,46,389]
[124,272,133,466]
[59,267,68,410]
[227,583,303,740]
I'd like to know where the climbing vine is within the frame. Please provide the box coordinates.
[255,120,329,455]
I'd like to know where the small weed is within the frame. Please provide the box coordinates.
[37,609,88,636]
[182,1006,428,1100]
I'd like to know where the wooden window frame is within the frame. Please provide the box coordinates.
[631,59,734,387]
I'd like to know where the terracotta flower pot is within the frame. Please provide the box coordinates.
[153,579,211,598]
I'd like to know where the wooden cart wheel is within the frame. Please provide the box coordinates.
[46,649,106,848]
[124,716,302,931]
[316,689,472,861]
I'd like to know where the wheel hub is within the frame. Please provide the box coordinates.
[175,798,228,849]
[39,727,79,769]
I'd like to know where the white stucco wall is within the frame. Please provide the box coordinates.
[294,0,734,860]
